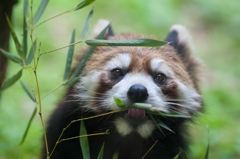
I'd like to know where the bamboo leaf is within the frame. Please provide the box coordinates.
[23,16,28,59]
[75,0,95,11]
[85,39,169,47]
[63,29,76,81]
[114,97,124,107]
[19,106,37,145]
[146,110,191,118]
[65,73,86,88]
[155,118,174,133]
[33,0,50,25]
[6,15,23,57]
[79,7,94,41]
[0,70,22,92]
[0,49,22,64]
[80,120,90,159]
[173,152,181,159]
[112,153,118,159]
[141,140,158,159]
[71,23,110,79]
[204,125,209,159]
[148,114,163,134]
[25,40,37,66]
[24,0,28,18]
[23,0,28,58]
[180,148,189,159]
[20,81,36,102]
[97,143,104,159]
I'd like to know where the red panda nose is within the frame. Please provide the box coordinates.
[127,84,149,103]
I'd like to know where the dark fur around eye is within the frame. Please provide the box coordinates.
[154,73,166,84]
[111,68,125,79]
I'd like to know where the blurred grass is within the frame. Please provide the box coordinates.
[0,0,240,158]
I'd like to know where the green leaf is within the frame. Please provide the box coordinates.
[6,15,23,57]
[155,118,174,133]
[148,114,163,134]
[65,73,86,88]
[179,148,189,159]
[85,39,169,47]
[23,0,28,58]
[146,110,191,118]
[24,0,28,18]
[23,16,28,59]
[97,143,104,159]
[80,120,90,159]
[20,81,36,102]
[112,153,118,159]
[25,40,37,66]
[204,125,209,159]
[0,49,22,64]
[75,0,95,11]
[132,103,152,110]
[141,140,158,159]
[33,0,50,25]
[63,29,76,81]
[114,97,124,107]
[19,106,37,145]
[0,70,22,92]
[71,23,110,79]
[79,7,94,41]
[173,152,181,159]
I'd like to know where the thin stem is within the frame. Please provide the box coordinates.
[30,1,49,156]
[49,109,127,158]
[34,8,75,29]
[41,82,66,100]
[39,41,83,57]
[22,61,38,103]
[60,131,109,142]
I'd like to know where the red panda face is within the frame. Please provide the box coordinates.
[73,24,202,138]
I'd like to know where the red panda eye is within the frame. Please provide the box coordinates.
[111,69,124,79]
[154,73,166,84]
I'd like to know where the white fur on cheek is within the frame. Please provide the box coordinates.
[114,118,133,136]
[137,120,155,138]
[176,80,202,114]
[74,71,101,110]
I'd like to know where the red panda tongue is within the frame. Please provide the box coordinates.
[128,107,145,119]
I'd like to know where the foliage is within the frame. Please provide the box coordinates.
[0,0,240,158]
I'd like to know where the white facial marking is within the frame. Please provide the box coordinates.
[104,73,167,111]
[114,118,133,136]
[74,70,101,110]
[114,118,155,138]
[137,120,155,138]
[151,58,174,78]
[175,80,202,114]
[105,53,131,71]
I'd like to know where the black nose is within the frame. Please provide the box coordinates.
[127,84,148,102]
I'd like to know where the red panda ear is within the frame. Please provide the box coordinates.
[90,19,114,39]
[165,25,193,61]
[165,25,201,90]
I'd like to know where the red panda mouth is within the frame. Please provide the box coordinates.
[127,107,146,119]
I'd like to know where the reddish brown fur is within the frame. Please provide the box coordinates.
[74,33,196,88]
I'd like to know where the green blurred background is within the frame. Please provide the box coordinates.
[1,0,240,158]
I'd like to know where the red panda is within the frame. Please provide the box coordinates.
[41,20,202,159]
